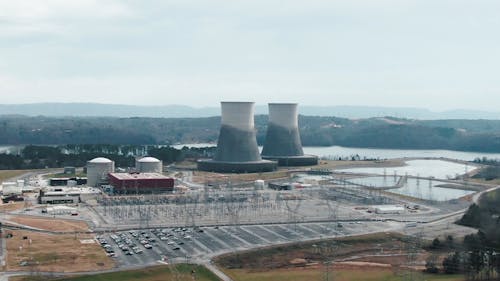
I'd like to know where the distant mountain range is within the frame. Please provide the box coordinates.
[1,103,500,119]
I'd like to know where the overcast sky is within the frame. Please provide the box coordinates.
[0,0,499,111]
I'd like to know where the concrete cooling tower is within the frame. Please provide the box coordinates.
[198,102,277,173]
[261,103,318,166]
[87,157,115,187]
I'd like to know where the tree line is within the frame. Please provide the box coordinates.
[0,145,216,170]
[1,115,500,152]
[425,188,500,280]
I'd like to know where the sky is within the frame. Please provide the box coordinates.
[0,0,499,111]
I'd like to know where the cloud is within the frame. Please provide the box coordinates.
[0,0,499,110]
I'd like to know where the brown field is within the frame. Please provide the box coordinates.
[224,267,465,281]
[5,230,114,272]
[192,170,289,184]
[0,170,30,182]
[10,264,221,281]
[190,159,406,185]
[0,202,25,212]
[216,232,466,281]
[8,216,90,232]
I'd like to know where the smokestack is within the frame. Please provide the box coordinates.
[198,102,277,173]
[261,103,318,166]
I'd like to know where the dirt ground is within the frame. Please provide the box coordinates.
[0,202,25,212]
[5,229,114,272]
[190,159,406,185]
[216,232,434,272]
[8,216,90,232]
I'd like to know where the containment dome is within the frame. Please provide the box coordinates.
[136,157,163,173]
[87,157,115,187]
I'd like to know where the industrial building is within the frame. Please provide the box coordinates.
[39,187,101,204]
[108,172,174,194]
[197,101,277,173]
[373,205,405,214]
[86,157,115,187]
[261,103,318,166]
[49,177,87,186]
[136,157,163,173]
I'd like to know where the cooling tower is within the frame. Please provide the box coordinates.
[261,103,318,166]
[198,102,277,173]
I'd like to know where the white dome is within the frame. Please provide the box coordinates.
[88,157,113,163]
[138,157,161,163]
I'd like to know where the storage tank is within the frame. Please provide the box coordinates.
[197,101,277,173]
[86,157,115,187]
[136,157,162,173]
[261,103,318,166]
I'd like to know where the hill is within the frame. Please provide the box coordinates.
[2,103,500,119]
[1,115,500,152]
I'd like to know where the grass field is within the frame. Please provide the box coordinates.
[224,267,465,281]
[11,264,221,281]
[216,232,466,281]
[0,170,29,182]
[6,230,114,272]
[9,216,90,232]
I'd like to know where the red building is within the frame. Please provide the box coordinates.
[108,173,174,194]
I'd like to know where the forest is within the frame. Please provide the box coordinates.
[1,115,500,152]
[0,145,215,170]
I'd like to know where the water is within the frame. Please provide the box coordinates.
[302,146,500,161]
[0,146,17,154]
[346,176,399,187]
[389,178,474,201]
[337,160,472,179]
[171,143,216,149]
[172,143,500,161]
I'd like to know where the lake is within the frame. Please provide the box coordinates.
[337,159,473,179]
[172,143,500,161]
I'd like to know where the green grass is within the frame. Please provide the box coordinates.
[12,264,221,281]
[224,268,465,281]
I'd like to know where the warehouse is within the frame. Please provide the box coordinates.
[108,173,174,194]
[39,187,101,204]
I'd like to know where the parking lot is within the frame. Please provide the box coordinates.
[97,220,403,267]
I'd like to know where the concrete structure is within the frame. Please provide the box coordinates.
[1,182,21,196]
[108,172,174,194]
[39,187,101,204]
[261,103,318,166]
[373,205,405,214]
[64,166,76,174]
[44,205,78,215]
[136,157,163,173]
[49,177,87,186]
[86,157,115,187]
[198,102,277,173]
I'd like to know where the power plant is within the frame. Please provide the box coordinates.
[261,103,318,166]
[197,101,277,173]
[86,157,115,187]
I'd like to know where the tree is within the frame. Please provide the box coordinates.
[443,252,461,274]
[431,238,442,249]
[425,254,440,273]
